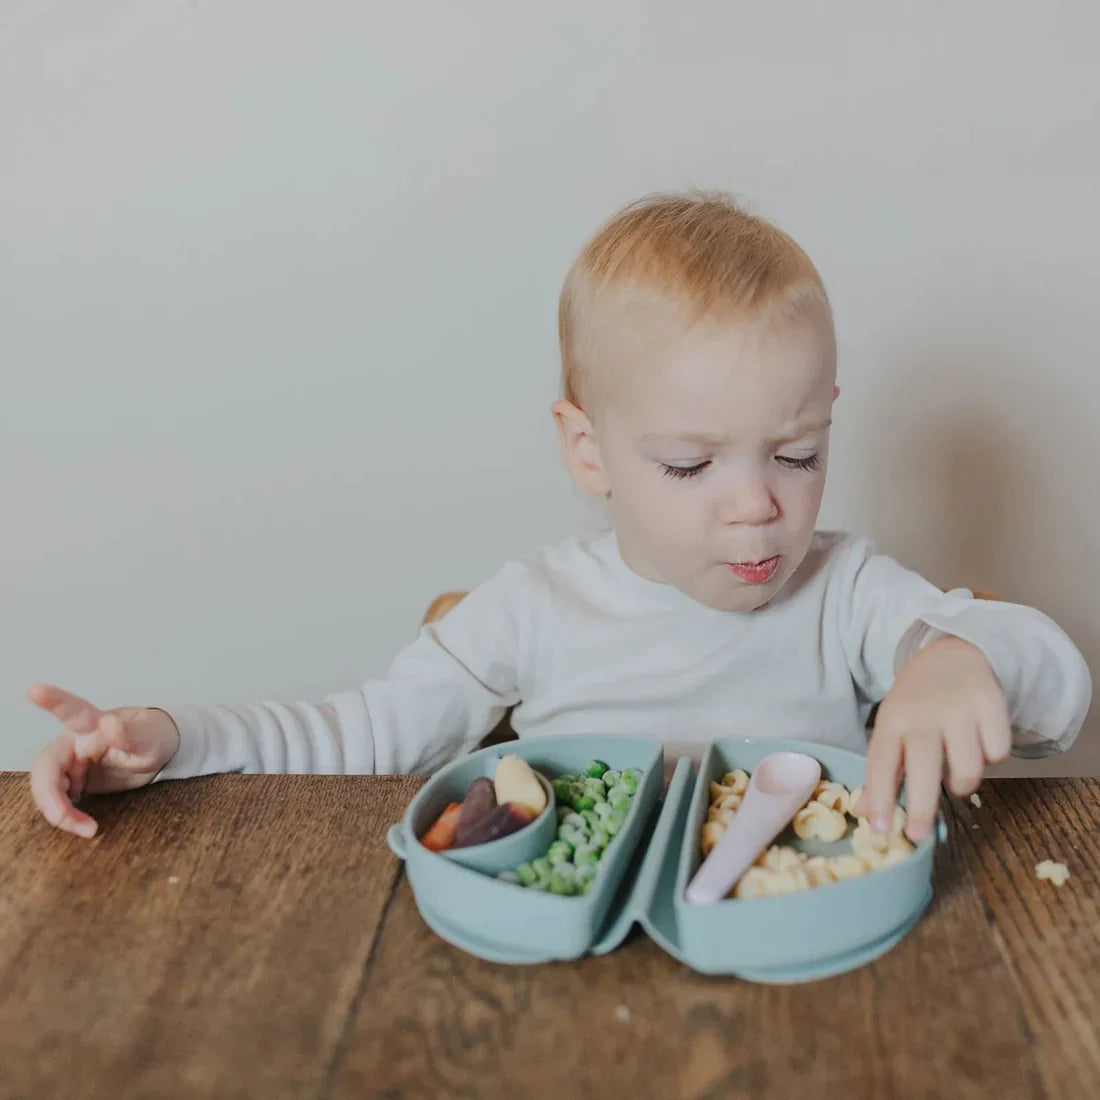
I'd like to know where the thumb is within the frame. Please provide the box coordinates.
[72,712,134,763]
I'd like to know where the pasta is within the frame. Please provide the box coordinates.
[700,820,726,857]
[721,769,751,795]
[812,780,850,814]
[697,763,916,899]
[792,801,849,842]
[757,844,806,872]
[1035,860,1070,886]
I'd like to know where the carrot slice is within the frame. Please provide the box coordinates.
[421,801,464,851]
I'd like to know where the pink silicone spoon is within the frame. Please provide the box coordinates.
[685,751,822,905]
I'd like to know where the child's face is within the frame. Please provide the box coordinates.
[558,306,837,612]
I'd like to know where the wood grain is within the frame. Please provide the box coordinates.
[0,773,419,1100]
[330,788,1055,1100]
[1,773,1096,1100]
[946,779,1100,1097]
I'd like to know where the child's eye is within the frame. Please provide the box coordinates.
[661,462,710,480]
[776,453,821,472]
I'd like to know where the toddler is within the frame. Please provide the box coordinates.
[28,192,1092,847]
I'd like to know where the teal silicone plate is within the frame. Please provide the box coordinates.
[388,735,944,981]
[386,734,664,962]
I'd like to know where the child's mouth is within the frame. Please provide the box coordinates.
[726,556,780,584]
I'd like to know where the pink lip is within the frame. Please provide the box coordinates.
[726,556,780,584]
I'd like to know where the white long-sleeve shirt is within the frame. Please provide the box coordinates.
[153,530,1092,782]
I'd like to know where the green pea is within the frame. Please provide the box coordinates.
[590,827,610,850]
[574,843,600,867]
[605,810,626,837]
[573,794,595,811]
[602,768,622,788]
[582,778,606,799]
[531,857,553,883]
[516,862,538,886]
[594,800,613,819]
[621,770,641,794]
[548,840,573,865]
[576,863,598,890]
[585,759,610,778]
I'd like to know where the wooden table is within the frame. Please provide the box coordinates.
[1,773,1097,1099]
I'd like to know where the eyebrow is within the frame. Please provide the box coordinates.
[639,418,833,446]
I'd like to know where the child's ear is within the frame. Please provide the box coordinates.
[551,400,611,497]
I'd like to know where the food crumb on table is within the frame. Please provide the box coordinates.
[1035,860,1070,887]
[970,793,982,808]
[167,876,180,884]
[615,1004,631,1023]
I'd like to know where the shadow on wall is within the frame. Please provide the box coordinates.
[862,348,1098,777]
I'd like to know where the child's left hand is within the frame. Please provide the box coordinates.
[855,636,1012,844]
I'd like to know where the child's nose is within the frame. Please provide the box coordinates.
[716,478,779,525]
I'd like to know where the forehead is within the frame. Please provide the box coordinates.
[605,308,836,436]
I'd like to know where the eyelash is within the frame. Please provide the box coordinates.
[660,453,822,480]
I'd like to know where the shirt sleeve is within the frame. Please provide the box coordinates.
[151,560,528,780]
[836,537,1092,758]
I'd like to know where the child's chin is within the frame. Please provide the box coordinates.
[691,578,781,614]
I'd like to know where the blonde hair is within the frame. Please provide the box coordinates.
[558,191,830,411]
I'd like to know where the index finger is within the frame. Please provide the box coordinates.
[863,726,903,833]
[26,683,104,735]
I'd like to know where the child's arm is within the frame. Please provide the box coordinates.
[835,537,1092,840]
[28,560,530,835]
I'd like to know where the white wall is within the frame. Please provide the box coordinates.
[3,0,1096,776]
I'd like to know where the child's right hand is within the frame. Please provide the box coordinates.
[27,683,181,839]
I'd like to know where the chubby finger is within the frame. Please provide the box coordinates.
[29,741,98,838]
[26,683,104,736]
[944,727,985,797]
[978,706,1012,765]
[863,726,903,832]
[901,734,945,843]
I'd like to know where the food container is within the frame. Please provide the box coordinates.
[437,770,556,876]
[386,734,945,983]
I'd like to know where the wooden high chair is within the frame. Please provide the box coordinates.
[421,585,998,751]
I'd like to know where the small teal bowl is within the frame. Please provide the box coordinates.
[434,771,555,876]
